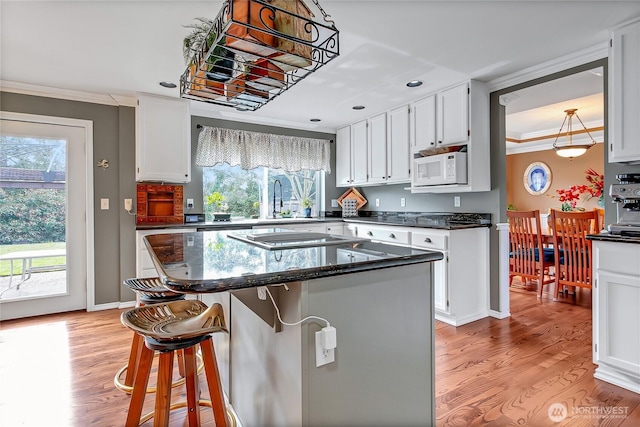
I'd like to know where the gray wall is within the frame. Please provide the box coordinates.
[1,91,137,305]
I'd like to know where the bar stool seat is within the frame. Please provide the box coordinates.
[114,277,196,394]
[120,299,234,427]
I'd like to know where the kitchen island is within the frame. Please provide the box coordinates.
[145,229,443,426]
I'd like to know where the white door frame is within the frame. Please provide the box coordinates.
[0,111,96,311]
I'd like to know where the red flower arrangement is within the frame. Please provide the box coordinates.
[554,168,604,211]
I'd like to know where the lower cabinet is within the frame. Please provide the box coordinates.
[411,228,489,326]
[347,222,490,326]
[135,228,195,278]
[592,240,640,393]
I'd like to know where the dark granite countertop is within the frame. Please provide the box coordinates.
[343,212,492,230]
[144,230,443,293]
[137,212,492,231]
[587,232,640,244]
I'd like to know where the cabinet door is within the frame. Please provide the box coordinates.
[595,270,640,373]
[410,95,436,152]
[335,126,352,187]
[387,105,411,183]
[136,94,191,183]
[368,113,388,183]
[433,254,449,314]
[351,120,368,185]
[609,20,640,162]
[438,83,469,147]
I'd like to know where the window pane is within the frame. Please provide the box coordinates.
[203,164,262,220]
[268,170,318,217]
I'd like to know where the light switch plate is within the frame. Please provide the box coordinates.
[101,198,109,210]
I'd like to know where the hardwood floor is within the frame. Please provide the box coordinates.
[1,287,639,426]
[436,286,640,426]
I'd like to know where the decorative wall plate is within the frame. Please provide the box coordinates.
[523,162,552,195]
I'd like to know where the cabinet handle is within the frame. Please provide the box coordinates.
[389,233,396,239]
[424,237,432,243]
[367,231,373,236]
[430,142,435,146]
[387,175,390,178]
[437,140,442,144]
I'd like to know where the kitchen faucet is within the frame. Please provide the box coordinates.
[272,179,283,219]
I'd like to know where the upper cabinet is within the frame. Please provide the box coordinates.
[136,93,191,183]
[410,83,469,152]
[336,107,410,188]
[609,18,640,163]
[410,81,490,193]
[336,120,368,187]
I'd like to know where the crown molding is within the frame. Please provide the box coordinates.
[0,80,136,107]
[487,42,608,92]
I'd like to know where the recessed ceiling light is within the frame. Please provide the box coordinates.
[159,81,177,88]
[352,105,365,110]
[406,80,423,88]
[310,118,321,122]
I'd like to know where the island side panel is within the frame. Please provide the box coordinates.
[302,262,434,426]
[230,284,304,427]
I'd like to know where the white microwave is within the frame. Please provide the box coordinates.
[412,152,468,186]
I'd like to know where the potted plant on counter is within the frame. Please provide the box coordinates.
[206,191,231,221]
[302,198,313,218]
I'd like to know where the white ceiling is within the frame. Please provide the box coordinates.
[1,1,639,134]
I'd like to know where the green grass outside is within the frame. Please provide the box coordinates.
[0,242,66,277]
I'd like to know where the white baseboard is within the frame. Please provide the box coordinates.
[489,309,511,320]
[90,300,135,311]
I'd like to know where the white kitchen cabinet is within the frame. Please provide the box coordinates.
[411,228,489,326]
[351,120,369,185]
[335,121,368,187]
[136,228,195,278]
[410,94,436,152]
[592,240,640,393]
[352,223,410,246]
[386,105,411,184]
[368,112,388,183]
[335,126,352,187]
[609,18,640,163]
[136,93,191,183]
[346,221,489,326]
[410,83,468,152]
[410,80,490,193]
[438,83,469,147]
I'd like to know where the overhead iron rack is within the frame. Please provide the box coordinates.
[180,0,339,111]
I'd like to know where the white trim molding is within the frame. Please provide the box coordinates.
[494,223,511,320]
[0,111,96,312]
[0,80,136,107]
[487,42,608,92]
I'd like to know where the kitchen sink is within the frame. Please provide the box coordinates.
[227,231,370,250]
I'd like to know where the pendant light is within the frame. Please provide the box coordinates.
[552,108,597,159]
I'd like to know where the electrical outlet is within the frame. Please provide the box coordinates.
[315,331,335,367]
[454,196,461,207]
[375,198,380,207]
[124,198,132,211]
[257,286,267,300]
[400,197,406,207]
[100,198,109,210]
[186,198,194,209]
[331,199,339,208]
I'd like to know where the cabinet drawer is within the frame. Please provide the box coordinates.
[411,231,448,251]
[358,225,410,245]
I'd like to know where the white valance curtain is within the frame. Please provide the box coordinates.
[196,126,331,173]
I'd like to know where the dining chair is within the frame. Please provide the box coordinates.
[507,210,555,298]
[593,207,605,233]
[550,209,599,301]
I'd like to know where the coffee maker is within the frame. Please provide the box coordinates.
[609,174,640,236]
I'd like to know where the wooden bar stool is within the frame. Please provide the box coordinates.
[114,277,195,394]
[120,299,233,427]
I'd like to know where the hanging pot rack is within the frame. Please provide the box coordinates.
[180,0,339,111]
